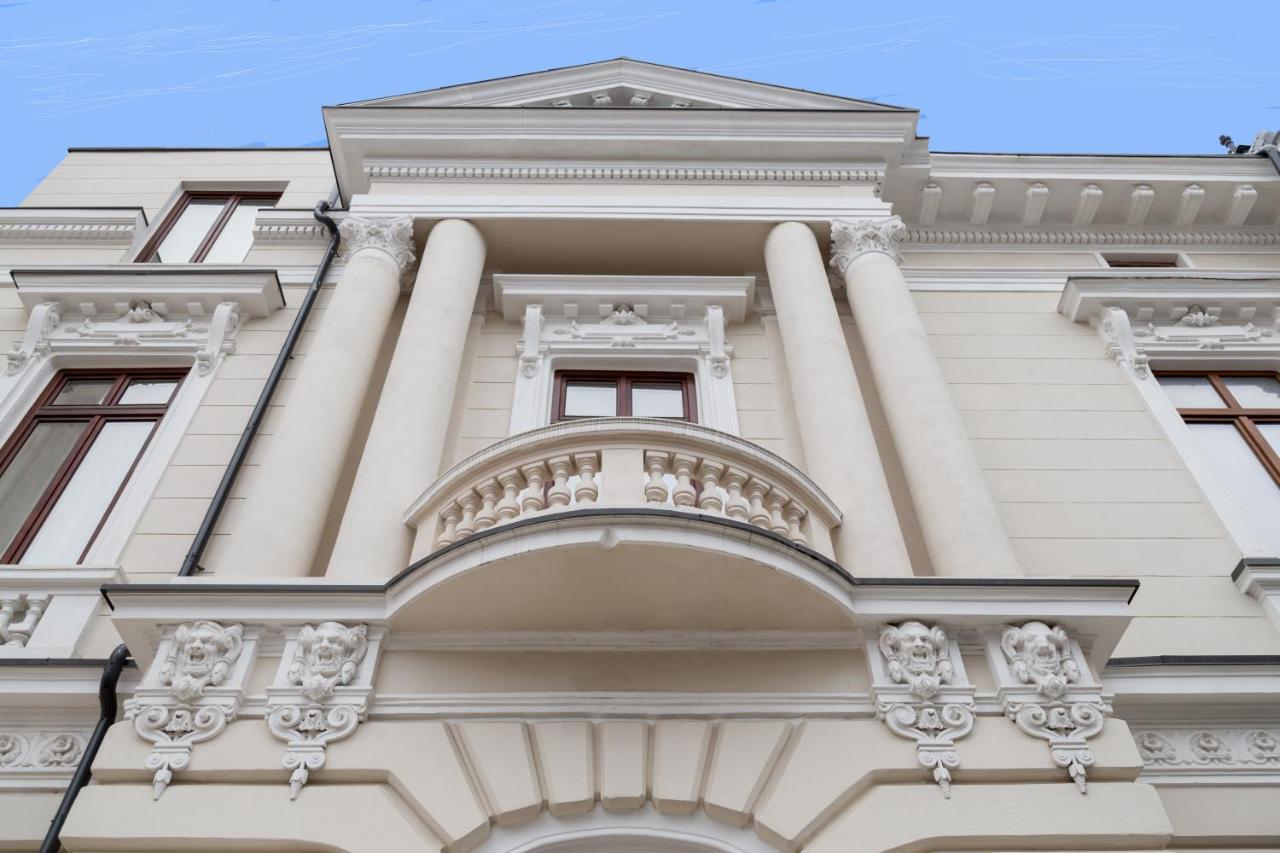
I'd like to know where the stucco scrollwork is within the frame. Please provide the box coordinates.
[829,216,906,274]
[1132,727,1280,777]
[0,731,88,776]
[992,622,1103,794]
[872,622,974,798]
[127,620,250,799]
[338,215,416,274]
[268,622,374,799]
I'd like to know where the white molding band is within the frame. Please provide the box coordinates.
[903,228,1280,246]
[364,163,883,184]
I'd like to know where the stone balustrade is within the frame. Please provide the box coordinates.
[0,593,49,647]
[405,418,842,561]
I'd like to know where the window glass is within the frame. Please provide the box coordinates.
[563,381,617,418]
[22,421,154,563]
[1188,423,1280,554]
[53,380,114,406]
[632,383,685,418]
[1260,423,1280,457]
[201,199,275,263]
[1223,376,1280,408]
[120,379,179,405]
[0,422,86,556]
[152,199,226,263]
[1158,376,1225,408]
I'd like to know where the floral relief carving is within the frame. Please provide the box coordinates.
[1245,730,1279,763]
[0,732,88,774]
[268,622,372,799]
[0,734,27,767]
[1132,728,1280,773]
[1135,731,1178,764]
[128,620,246,799]
[873,622,974,798]
[35,734,84,767]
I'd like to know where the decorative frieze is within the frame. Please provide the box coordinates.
[1134,728,1280,777]
[0,732,86,769]
[266,622,381,799]
[126,620,253,799]
[869,621,975,798]
[903,227,1280,246]
[989,621,1108,793]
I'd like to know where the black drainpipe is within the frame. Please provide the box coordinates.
[38,644,130,853]
[178,195,341,575]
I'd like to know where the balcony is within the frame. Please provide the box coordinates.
[406,418,841,562]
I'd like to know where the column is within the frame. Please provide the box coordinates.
[763,221,912,576]
[220,216,415,577]
[830,217,1021,577]
[326,219,486,579]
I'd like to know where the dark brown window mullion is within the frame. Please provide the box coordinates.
[1237,417,1280,487]
[188,194,243,263]
[74,416,164,562]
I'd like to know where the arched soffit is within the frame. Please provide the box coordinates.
[385,511,858,632]
[475,808,776,853]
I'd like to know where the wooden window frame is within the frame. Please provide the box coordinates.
[0,368,186,564]
[1156,369,1280,487]
[552,370,698,423]
[137,191,281,263]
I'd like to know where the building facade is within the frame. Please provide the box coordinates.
[1,59,1279,851]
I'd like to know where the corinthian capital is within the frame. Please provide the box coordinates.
[338,215,416,273]
[829,217,905,274]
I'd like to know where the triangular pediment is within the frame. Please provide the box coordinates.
[344,58,908,111]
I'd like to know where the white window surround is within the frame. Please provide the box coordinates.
[1060,274,1280,559]
[133,181,290,263]
[494,274,754,436]
[1,267,284,568]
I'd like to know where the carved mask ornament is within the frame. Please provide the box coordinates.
[162,621,243,702]
[879,621,954,699]
[289,622,368,702]
[1001,621,1080,699]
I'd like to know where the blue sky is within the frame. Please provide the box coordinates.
[1,0,1278,204]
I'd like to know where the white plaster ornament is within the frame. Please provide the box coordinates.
[130,621,244,798]
[269,622,370,798]
[874,622,974,798]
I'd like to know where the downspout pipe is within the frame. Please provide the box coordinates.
[178,194,342,576]
[38,643,130,853]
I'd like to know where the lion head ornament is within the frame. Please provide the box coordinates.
[878,621,954,699]
[161,621,243,702]
[288,622,368,702]
[1000,621,1080,699]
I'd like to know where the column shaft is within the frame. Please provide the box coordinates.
[220,216,415,577]
[764,221,912,576]
[326,219,486,578]
[832,217,1022,577]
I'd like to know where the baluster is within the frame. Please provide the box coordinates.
[764,488,790,536]
[437,502,462,547]
[495,469,524,521]
[696,460,725,515]
[670,454,698,507]
[520,462,549,514]
[573,452,600,505]
[0,596,18,646]
[474,479,501,530]
[10,594,48,647]
[644,452,671,504]
[722,469,750,521]
[546,456,573,507]
[455,491,480,538]
[745,478,771,529]
[783,502,808,546]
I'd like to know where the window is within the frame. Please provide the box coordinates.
[1157,371,1280,553]
[140,192,279,263]
[0,369,185,564]
[553,371,697,422]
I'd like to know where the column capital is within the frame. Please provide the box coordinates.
[338,215,416,273]
[829,216,906,274]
